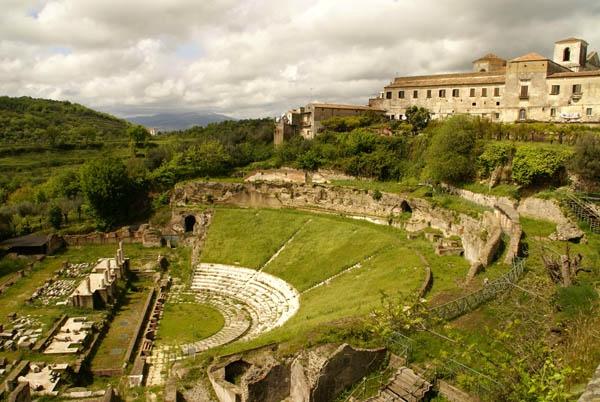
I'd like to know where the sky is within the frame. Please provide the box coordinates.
[1,0,600,119]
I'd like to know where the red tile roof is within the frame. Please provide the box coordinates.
[510,52,548,62]
[387,71,505,88]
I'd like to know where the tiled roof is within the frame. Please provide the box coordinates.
[510,52,548,62]
[473,53,505,63]
[548,69,600,78]
[555,37,587,44]
[308,102,384,111]
[387,71,505,88]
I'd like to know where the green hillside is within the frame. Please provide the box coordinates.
[0,96,128,146]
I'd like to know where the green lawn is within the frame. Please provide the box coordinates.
[156,300,224,345]
[201,208,310,268]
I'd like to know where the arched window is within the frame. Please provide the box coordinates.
[563,47,571,62]
[519,108,527,121]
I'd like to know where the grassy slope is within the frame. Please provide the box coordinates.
[0,96,128,145]
[200,208,310,268]
[263,216,394,291]
[409,217,600,397]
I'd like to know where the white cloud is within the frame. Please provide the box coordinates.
[1,0,600,118]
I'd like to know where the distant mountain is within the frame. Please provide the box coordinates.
[126,111,234,132]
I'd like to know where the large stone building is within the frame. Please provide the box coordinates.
[369,38,600,123]
[274,102,384,145]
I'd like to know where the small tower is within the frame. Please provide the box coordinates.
[553,38,588,71]
[472,53,506,72]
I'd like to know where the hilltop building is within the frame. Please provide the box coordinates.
[274,102,384,145]
[369,38,600,123]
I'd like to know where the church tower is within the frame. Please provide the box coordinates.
[553,38,588,72]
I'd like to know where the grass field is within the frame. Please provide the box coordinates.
[156,298,224,346]
[199,207,475,353]
[201,208,310,268]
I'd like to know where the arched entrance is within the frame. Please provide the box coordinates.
[184,215,196,233]
[400,200,413,214]
[518,108,527,121]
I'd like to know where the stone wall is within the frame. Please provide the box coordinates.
[579,363,600,402]
[311,344,386,402]
[290,344,386,402]
[172,181,508,271]
[63,225,165,248]
[207,344,385,402]
[244,361,290,402]
[517,197,568,224]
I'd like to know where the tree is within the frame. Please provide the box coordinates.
[48,205,62,230]
[80,158,136,229]
[405,106,431,134]
[127,125,150,149]
[570,132,600,183]
[297,149,322,171]
[425,116,478,184]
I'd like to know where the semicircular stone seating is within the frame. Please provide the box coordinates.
[182,263,300,354]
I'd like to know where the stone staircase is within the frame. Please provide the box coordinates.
[366,367,431,402]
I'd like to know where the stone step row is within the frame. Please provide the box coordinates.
[191,263,300,338]
[191,283,291,320]
[179,293,252,355]
[191,276,292,306]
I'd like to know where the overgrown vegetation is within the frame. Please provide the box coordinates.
[0,96,127,146]
[2,96,599,239]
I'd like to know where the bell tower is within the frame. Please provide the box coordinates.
[553,38,588,72]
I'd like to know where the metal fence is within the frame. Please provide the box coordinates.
[430,258,526,321]
[563,194,600,234]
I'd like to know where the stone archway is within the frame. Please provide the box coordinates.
[184,215,196,233]
[400,200,413,214]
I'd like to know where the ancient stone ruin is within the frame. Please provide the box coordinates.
[208,343,386,402]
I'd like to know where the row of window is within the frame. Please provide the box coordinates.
[388,87,502,100]
[520,84,583,99]
[549,107,593,117]
[549,84,582,95]
[386,84,584,101]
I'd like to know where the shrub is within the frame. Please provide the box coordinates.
[511,145,572,186]
[478,142,515,177]
[80,157,141,229]
[297,149,322,171]
[570,132,600,182]
[372,189,382,201]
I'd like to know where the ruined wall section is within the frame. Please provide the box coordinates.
[173,181,507,276]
